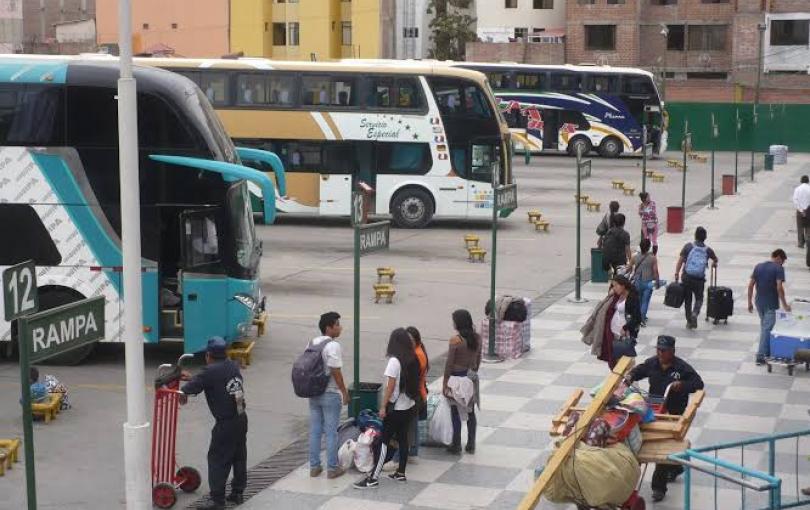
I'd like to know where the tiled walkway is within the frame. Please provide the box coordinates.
[243,155,810,510]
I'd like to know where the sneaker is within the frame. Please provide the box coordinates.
[388,471,407,482]
[309,466,323,478]
[226,492,244,504]
[465,444,476,454]
[327,467,346,479]
[446,444,462,455]
[353,477,379,489]
[652,490,666,502]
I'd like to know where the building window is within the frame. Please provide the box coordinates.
[585,25,616,51]
[771,20,809,46]
[701,0,728,3]
[688,25,727,51]
[265,22,268,32]
[577,0,595,4]
[651,0,677,4]
[342,22,352,45]
[142,23,149,29]
[607,0,625,4]
[666,24,685,50]
[514,27,528,40]
[272,23,286,45]
[403,27,419,38]
[505,0,518,7]
[685,72,728,79]
[171,23,178,29]
[533,0,553,8]
[288,22,299,46]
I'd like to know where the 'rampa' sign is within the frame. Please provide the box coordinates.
[359,221,390,256]
[21,296,105,363]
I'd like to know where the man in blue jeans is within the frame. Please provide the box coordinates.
[748,249,791,365]
[309,312,349,479]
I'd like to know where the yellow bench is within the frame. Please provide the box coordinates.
[373,283,396,303]
[252,310,268,337]
[376,267,396,283]
[667,159,680,167]
[611,180,624,189]
[534,220,551,232]
[527,210,542,223]
[695,155,708,163]
[226,340,256,368]
[32,393,62,423]
[574,194,589,204]
[463,234,480,249]
[651,173,665,183]
[622,186,636,196]
[467,247,487,262]
[585,201,601,212]
[645,170,656,177]
[0,439,20,464]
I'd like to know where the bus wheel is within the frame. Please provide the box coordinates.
[599,137,622,158]
[568,137,592,157]
[38,286,96,366]
[391,188,434,228]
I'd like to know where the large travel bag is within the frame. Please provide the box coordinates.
[706,266,733,324]
[664,281,685,308]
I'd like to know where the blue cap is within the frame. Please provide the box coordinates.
[206,336,227,358]
[657,335,676,350]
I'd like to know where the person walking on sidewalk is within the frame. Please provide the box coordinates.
[308,312,349,479]
[630,238,660,325]
[604,275,642,368]
[180,337,248,509]
[748,249,791,365]
[674,227,718,329]
[792,176,810,249]
[638,192,659,255]
[444,309,482,455]
[627,335,704,503]
[596,200,621,248]
[354,328,420,489]
[602,213,633,275]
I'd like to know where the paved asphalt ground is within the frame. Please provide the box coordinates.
[0,150,766,509]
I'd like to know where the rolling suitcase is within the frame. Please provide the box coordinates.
[706,266,733,324]
[664,281,685,308]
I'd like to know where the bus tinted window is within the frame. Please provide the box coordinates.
[138,93,197,148]
[586,74,618,93]
[268,74,296,106]
[237,73,269,105]
[200,72,229,106]
[302,75,357,107]
[366,76,422,109]
[0,85,64,146]
[486,72,512,90]
[377,143,431,175]
[0,204,61,265]
[432,79,492,118]
[67,86,118,146]
[323,143,355,174]
[622,75,654,95]
[515,72,546,91]
[550,72,581,91]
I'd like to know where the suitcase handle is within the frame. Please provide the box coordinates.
[710,264,718,287]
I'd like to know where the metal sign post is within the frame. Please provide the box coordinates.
[641,125,648,193]
[571,151,590,304]
[734,109,740,193]
[750,105,758,182]
[682,119,690,210]
[4,260,39,510]
[710,114,718,209]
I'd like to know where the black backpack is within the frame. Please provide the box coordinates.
[291,338,332,398]
[602,227,626,264]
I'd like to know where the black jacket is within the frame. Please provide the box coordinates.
[181,359,246,421]
[622,293,642,339]
[629,355,704,415]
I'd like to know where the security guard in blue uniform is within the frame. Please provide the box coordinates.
[181,337,248,509]
[627,335,704,503]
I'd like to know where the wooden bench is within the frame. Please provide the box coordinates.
[252,310,268,337]
[585,201,601,212]
[376,266,395,283]
[651,172,665,183]
[667,159,680,167]
[226,340,256,368]
[622,186,636,196]
[373,283,396,303]
[31,393,62,423]
[611,180,624,189]
[574,194,589,204]
[645,169,657,177]
[467,247,487,262]
[0,439,20,464]
[527,210,542,223]
[534,220,551,232]
[695,155,708,163]
[463,234,480,249]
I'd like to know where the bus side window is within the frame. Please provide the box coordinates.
[486,72,512,90]
[515,72,545,91]
[377,143,432,175]
[560,110,590,131]
[302,75,332,106]
[323,143,356,174]
[396,78,422,109]
[268,74,296,106]
[0,204,61,265]
[550,72,581,92]
[332,78,357,107]
[622,75,655,95]
[588,74,618,93]
[199,72,229,106]
[237,73,268,105]
[0,85,64,146]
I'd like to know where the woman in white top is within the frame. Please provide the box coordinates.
[354,328,419,489]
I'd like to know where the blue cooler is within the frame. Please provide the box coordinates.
[770,307,810,359]
[770,335,810,360]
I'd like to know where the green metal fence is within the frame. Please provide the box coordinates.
[667,102,810,153]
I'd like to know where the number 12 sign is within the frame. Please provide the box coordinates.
[3,260,39,322]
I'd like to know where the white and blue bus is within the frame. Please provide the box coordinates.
[458,63,667,158]
[0,56,276,363]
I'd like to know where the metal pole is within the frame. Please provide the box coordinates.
[352,195,361,414]
[118,0,150,507]
[16,322,36,510]
[572,150,584,303]
[751,23,765,182]
[734,109,739,193]
[682,119,688,210]
[484,167,501,363]
[710,114,716,209]
[641,125,647,193]
[750,106,757,182]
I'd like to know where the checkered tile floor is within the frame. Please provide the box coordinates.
[243,156,810,510]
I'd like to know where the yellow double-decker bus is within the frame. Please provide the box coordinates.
[132,57,514,228]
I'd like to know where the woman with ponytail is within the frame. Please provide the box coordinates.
[443,309,482,455]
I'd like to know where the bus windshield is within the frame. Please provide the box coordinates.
[227,182,258,272]
[183,86,239,164]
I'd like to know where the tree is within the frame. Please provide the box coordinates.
[427,0,476,61]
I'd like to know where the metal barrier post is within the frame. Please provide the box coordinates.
[710,114,718,209]
[734,109,740,193]
[684,455,692,510]
[641,125,648,193]
[682,119,690,210]
[570,150,589,304]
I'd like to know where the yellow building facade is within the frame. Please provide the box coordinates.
[229,0,394,61]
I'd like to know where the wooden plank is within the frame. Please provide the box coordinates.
[675,390,705,439]
[638,439,690,464]
[517,356,635,510]
[550,389,583,428]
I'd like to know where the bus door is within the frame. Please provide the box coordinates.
[542,109,560,150]
[320,144,354,216]
[177,209,228,348]
[467,140,501,211]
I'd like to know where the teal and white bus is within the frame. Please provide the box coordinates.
[0,56,276,363]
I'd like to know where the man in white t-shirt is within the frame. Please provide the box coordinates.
[308,312,349,479]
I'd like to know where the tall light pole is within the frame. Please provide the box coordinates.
[750,22,766,181]
[118,0,151,508]
[659,24,669,102]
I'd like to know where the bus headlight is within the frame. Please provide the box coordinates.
[233,293,258,312]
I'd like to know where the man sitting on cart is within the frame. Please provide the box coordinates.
[627,335,704,503]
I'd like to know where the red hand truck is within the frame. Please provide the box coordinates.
[151,354,202,509]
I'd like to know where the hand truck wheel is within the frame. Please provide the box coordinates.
[152,482,178,509]
[177,465,202,493]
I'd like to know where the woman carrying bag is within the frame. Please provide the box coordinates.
[443,309,482,455]
[603,275,642,369]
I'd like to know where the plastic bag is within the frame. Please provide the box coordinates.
[428,396,453,446]
[354,429,377,473]
[338,439,356,470]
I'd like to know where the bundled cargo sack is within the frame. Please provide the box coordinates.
[354,429,378,473]
[428,396,453,446]
[420,393,442,446]
[338,439,356,470]
[481,318,524,360]
[664,281,685,308]
[544,442,640,507]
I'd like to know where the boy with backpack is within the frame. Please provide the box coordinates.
[674,227,718,329]
[293,311,349,479]
[601,213,632,274]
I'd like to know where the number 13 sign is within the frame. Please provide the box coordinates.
[3,260,39,322]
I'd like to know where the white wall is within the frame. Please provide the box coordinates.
[395,0,431,59]
[764,12,810,73]
[476,0,565,42]
[55,19,96,43]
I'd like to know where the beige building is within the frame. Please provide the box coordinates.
[476,0,565,43]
